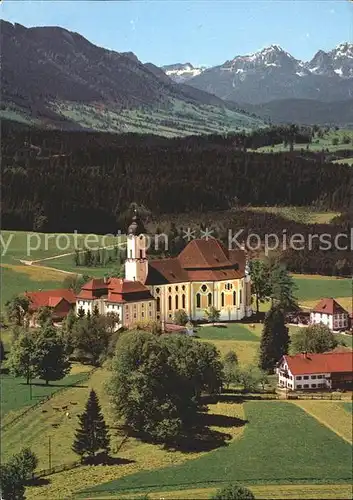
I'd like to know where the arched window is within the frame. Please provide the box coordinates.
[129,250,132,259]
[175,295,179,309]
[208,293,212,306]
[239,290,243,304]
[168,296,172,310]
[156,297,160,312]
[196,293,201,308]
[182,294,186,309]
[233,291,236,306]
[221,292,225,307]
[201,284,208,293]
[139,249,143,259]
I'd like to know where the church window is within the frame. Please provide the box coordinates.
[156,287,160,294]
[157,297,160,312]
[221,292,225,307]
[201,284,208,293]
[175,295,179,309]
[233,291,236,306]
[240,290,242,304]
[175,286,179,292]
[141,303,144,309]
[139,249,143,259]
[168,286,172,293]
[142,312,144,318]
[129,250,132,258]
[208,293,212,306]
[182,294,186,309]
[182,285,185,291]
[196,293,201,308]
[168,295,172,310]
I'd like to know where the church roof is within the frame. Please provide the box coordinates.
[145,239,246,285]
[77,278,153,303]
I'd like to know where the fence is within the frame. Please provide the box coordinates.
[1,368,96,432]
[287,393,342,400]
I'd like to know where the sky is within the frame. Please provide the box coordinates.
[1,1,352,67]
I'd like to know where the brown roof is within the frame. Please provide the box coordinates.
[312,298,349,315]
[77,278,154,304]
[283,351,353,375]
[26,289,76,310]
[145,239,245,285]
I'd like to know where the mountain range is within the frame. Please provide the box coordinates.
[164,43,353,103]
[1,19,352,131]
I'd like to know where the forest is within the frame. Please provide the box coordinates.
[2,121,352,236]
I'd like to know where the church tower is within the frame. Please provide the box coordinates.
[125,211,149,283]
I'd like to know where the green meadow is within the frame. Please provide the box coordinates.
[80,401,353,497]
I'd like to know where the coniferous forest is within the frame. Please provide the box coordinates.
[2,121,352,236]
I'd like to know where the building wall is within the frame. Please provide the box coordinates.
[310,312,349,331]
[123,299,156,327]
[149,277,251,322]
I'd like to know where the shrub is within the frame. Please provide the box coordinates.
[211,484,255,500]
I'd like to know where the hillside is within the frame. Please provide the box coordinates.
[243,98,353,127]
[0,20,264,135]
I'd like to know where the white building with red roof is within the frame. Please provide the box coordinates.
[310,298,349,331]
[76,277,155,328]
[276,351,353,391]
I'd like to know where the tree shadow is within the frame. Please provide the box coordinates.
[20,382,88,388]
[83,454,135,466]
[202,412,248,429]
[27,477,51,487]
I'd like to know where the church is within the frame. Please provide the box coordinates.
[76,214,252,327]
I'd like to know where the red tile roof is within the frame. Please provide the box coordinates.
[312,298,349,315]
[26,289,76,310]
[145,239,245,285]
[77,279,154,304]
[283,351,353,375]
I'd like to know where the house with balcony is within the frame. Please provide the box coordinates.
[276,351,353,391]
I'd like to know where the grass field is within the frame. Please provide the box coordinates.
[293,401,353,443]
[79,401,352,497]
[111,484,353,500]
[252,129,353,154]
[0,230,123,307]
[1,364,91,422]
[292,275,352,302]
[246,206,340,224]
[332,157,353,166]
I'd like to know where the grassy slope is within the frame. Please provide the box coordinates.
[52,99,264,137]
[80,401,353,496]
[246,206,340,224]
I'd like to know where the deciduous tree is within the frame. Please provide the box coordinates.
[291,324,338,354]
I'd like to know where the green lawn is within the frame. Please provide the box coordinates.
[342,403,352,414]
[293,276,352,301]
[79,402,353,497]
[196,324,259,342]
[1,368,90,420]
[0,265,65,308]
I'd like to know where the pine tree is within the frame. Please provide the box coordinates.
[259,306,289,373]
[72,389,110,463]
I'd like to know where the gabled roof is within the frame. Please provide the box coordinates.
[77,278,154,304]
[26,289,76,310]
[312,298,349,315]
[145,239,246,285]
[283,351,353,375]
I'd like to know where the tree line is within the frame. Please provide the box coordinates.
[2,121,352,234]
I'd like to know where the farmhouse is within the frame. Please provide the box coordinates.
[310,298,349,331]
[277,351,353,391]
[25,289,76,326]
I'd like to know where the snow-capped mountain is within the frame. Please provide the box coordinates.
[162,63,206,83]
[179,43,353,104]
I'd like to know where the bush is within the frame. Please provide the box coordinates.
[211,484,255,500]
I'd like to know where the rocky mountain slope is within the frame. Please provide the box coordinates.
[0,20,263,134]
[168,44,353,105]
[162,63,206,83]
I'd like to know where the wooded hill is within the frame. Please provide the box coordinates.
[2,121,352,236]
